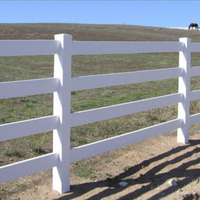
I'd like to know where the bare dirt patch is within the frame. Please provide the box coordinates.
[1,129,200,200]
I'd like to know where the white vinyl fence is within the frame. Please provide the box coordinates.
[0,34,200,193]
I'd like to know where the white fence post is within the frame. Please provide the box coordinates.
[178,37,191,144]
[53,34,72,193]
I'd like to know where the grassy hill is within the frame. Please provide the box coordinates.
[1,23,200,199]
[1,23,200,42]
[1,22,200,158]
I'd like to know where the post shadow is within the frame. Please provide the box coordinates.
[55,139,200,200]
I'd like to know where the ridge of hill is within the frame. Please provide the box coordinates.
[0,23,200,42]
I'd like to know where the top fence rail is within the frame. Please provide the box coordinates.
[3,40,200,57]
[72,41,184,55]
[0,40,60,56]
[0,40,186,57]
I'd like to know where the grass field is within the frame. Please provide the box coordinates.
[1,24,200,198]
[1,23,200,161]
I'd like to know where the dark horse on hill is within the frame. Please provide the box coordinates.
[188,23,198,30]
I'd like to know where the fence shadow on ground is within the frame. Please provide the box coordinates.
[56,139,200,200]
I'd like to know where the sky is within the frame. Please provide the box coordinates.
[0,1,200,28]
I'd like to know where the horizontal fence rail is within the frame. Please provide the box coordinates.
[71,68,183,91]
[190,113,200,126]
[70,119,182,163]
[0,115,58,141]
[191,43,200,52]
[0,78,60,99]
[191,66,200,77]
[0,40,60,56]
[71,93,182,127]
[72,41,184,55]
[190,90,200,101]
[0,153,58,184]
[1,35,200,194]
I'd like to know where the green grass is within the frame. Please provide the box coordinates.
[23,132,48,154]
[4,150,12,157]
[1,24,200,168]
[0,55,53,82]
[0,52,196,151]
[74,166,93,178]
[71,78,178,112]
[72,53,179,77]
[4,149,21,157]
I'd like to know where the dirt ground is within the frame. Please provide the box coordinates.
[1,128,200,200]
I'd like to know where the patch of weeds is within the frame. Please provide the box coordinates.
[4,149,21,157]
[13,149,21,157]
[78,138,88,145]
[20,98,29,103]
[0,100,3,103]
[1,117,6,123]
[4,150,12,157]
[147,109,163,122]
[25,103,33,108]
[105,158,111,163]
[31,145,43,153]
[117,132,124,135]
[103,119,121,135]
[31,99,37,103]
[148,113,158,121]
[23,133,47,154]
[0,115,12,123]
[75,166,93,178]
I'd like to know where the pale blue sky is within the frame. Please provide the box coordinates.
[0,1,199,28]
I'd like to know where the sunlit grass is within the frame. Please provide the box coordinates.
[1,24,200,168]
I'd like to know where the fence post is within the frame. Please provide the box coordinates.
[178,37,191,144]
[53,34,72,193]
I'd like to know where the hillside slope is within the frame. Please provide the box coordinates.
[1,23,200,42]
[1,24,200,200]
